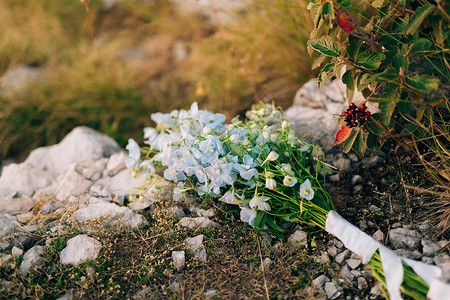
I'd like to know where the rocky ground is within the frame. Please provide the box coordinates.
[0,78,449,299]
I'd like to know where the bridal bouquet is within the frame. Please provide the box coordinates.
[126,102,447,300]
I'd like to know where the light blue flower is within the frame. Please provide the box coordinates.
[220,190,244,204]
[205,160,234,188]
[139,160,155,173]
[125,139,141,169]
[240,205,257,227]
[249,195,271,211]
[233,154,259,180]
[173,186,185,201]
[299,179,314,200]
[143,127,158,147]
[199,136,224,164]
[163,168,186,182]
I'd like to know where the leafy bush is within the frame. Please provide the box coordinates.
[307,0,449,156]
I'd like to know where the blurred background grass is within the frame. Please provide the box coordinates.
[0,0,315,160]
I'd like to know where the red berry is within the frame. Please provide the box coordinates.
[365,111,371,118]
[350,103,357,109]
[360,104,367,112]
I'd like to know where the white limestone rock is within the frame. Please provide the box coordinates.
[0,198,34,215]
[0,65,45,97]
[56,165,93,201]
[196,208,215,218]
[0,163,53,198]
[0,213,30,247]
[185,234,207,263]
[25,126,121,175]
[93,168,147,198]
[72,201,146,230]
[106,151,128,176]
[389,227,421,249]
[167,206,186,218]
[20,245,45,277]
[172,250,185,271]
[75,158,108,181]
[60,235,102,266]
[287,230,308,249]
[178,217,220,230]
[312,274,330,288]
[172,0,250,24]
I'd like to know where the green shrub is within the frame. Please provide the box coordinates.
[307,0,449,156]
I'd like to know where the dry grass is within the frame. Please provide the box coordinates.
[0,0,315,159]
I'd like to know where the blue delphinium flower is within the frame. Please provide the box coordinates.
[199,136,224,164]
[164,168,186,182]
[233,154,259,180]
[205,159,234,194]
[125,139,141,170]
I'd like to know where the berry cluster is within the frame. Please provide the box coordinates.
[343,103,371,128]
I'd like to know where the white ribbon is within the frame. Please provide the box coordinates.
[325,210,446,300]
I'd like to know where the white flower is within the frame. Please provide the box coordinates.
[280,163,295,175]
[240,205,257,227]
[299,179,314,200]
[249,195,271,211]
[282,120,290,129]
[265,178,276,190]
[203,125,212,135]
[220,190,244,204]
[283,175,297,187]
[262,151,279,165]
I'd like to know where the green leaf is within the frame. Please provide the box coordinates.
[405,75,440,92]
[366,132,380,149]
[356,52,386,70]
[401,123,420,135]
[265,216,284,233]
[318,59,341,90]
[354,129,368,156]
[397,98,411,115]
[410,38,432,58]
[372,0,387,8]
[307,19,330,55]
[433,19,444,46]
[311,53,327,69]
[307,1,323,28]
[338,0,352,8]
[310,36,344,57]
[342,68,355,91]
[378,34,399,51]
[343,129,358,153]
[347,39,362,61]
[367,118,386,135]
[322,2,333,18]
[405,4,435,35]
[393,51,409,72]
[253,211,265,229]
[379,100,398,126]
[371,68,399,83]
[357,73,371,91]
